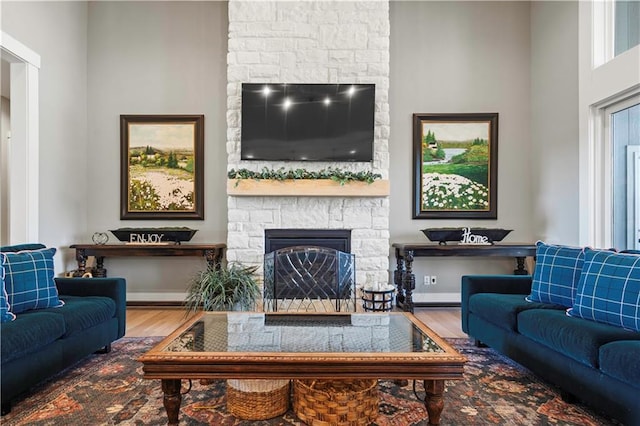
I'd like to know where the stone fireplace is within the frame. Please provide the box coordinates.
[225,0,390,287]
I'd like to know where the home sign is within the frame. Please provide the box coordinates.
[460,227,491,245]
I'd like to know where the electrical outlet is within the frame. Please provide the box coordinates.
[423,275,430,286]
[430,275,437,285]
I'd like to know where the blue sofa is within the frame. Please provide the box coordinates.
[461,273,640,425]
[1,244,126,415]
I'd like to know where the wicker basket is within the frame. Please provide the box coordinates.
[292,379,379,426]
[226,379,290,420]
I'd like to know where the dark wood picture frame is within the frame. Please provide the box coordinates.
[412,113,498,219]
[120,115,204,220]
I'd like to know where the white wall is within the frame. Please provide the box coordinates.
[86,1,228,300]
[531,1,579,245]
[1,1,89,271]
[1,1,587,304]
[389,1,535,302]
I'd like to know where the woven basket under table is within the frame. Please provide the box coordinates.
[292,379,379,426]
[226,379,290,420]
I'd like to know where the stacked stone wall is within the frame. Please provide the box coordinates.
[226,0,390,286]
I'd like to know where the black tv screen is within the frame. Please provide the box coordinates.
[241,83,375,162]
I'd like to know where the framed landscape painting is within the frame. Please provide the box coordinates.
[412,113,498,219]
[120,115,204,220]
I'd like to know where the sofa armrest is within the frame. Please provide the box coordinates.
[55,277,127,339]
[462,275,532,297]
[461,275,533,334]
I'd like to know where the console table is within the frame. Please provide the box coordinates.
[69,244,226,278]
[391,243,537,312]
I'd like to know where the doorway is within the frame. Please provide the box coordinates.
[0,32,40,245]
[1,59,9,244]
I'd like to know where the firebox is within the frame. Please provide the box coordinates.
[264,229,351,254]
[263,229,355,312]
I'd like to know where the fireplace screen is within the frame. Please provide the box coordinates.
[263,246,355,312]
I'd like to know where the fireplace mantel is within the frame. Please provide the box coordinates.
[227,179,390,197]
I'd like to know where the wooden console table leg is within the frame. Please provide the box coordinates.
[205,248,224,270]
[74,249,87,277]
[161,379,182,426]
[514,256,528,275]
[402,250,415,313]
[93,256,107,277]
[394,248,406,306]
[423,379,445,425]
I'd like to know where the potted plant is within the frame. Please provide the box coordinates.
[184,263,260,312]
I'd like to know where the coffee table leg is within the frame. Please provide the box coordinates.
[161,379,182,425]
[423,379,445,425]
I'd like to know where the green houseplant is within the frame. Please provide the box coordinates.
[184,263,260,312]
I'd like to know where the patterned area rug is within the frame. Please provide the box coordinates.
[2,337,618,425]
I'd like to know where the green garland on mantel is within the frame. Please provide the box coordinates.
[228,167,382,185]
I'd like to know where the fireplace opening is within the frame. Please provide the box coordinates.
[264,229,351,253]
[263,229,355,312]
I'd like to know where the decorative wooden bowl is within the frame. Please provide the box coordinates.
[421,228,512,244]
[109,227,197,244]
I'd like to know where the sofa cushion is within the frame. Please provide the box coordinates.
[526,242,585,307]
[568,249,640,332]
[1,255,16,322]
[517,309,640,368]
[41,295,116,337]
[0,310,66,364]
[469,293,564,331]
[599,340,640,389]
[2,248,64,314]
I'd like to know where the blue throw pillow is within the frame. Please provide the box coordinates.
[568,249,640,332]
[527,242,585,307]
[0,254,16,322]
[2,248,64,314]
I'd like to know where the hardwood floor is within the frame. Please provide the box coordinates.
[125,307,194,338]
[125,307,468,338]
[414,307,467,338]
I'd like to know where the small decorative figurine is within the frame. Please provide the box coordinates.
[92,232,109,245]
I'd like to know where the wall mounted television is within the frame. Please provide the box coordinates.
[241,83,375,162]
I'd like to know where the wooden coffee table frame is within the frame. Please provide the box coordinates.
[138,312,466,425]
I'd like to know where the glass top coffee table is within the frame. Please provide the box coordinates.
[138,311,466,425]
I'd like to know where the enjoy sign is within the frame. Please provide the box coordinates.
[129,233,165,243]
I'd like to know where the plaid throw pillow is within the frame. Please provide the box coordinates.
[0,254,16,322]
[568,249,640,332]
[526,242,585,307]
[2,248,64,314]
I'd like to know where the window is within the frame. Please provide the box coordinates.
[615,0,640,56]
[592,0,640,67]
[612,102,640,249]
[583,1,640,248]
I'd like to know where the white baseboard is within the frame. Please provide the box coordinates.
[411,292,460,304]
[127,292,187,303]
